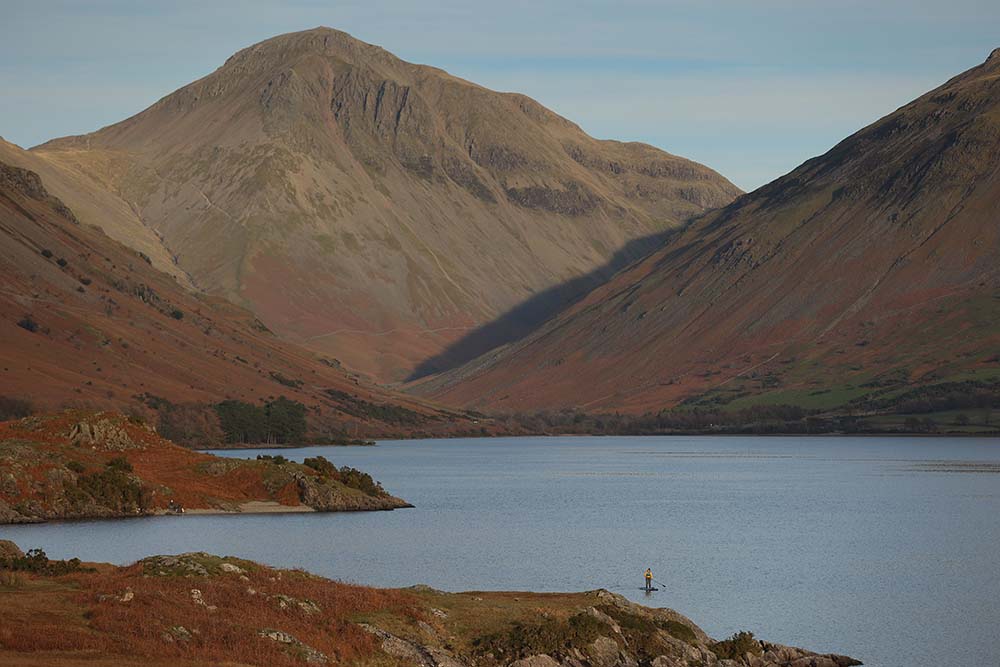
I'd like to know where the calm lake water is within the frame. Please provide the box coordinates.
[4,435,1000,666]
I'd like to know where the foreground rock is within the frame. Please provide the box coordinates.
[0,546,861,667]
[0,540,23,559]
[0,411,409,524]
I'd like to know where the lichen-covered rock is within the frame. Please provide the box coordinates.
[272,593,321,615]
[67,417,146,451]
[141,552,255,578]
[258,628,329,664]
[162,625,195,643]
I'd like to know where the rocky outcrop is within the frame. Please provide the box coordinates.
[66,417,150,451]
[1,411,410,524]
[0,539,24,559]
[359,590,862,667]
[1,550,860,667]
[295,473,412,511]
[258,628,329,664]
[0,160,78,223]
[0,499,37,524]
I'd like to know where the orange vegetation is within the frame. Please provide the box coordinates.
[0,556,419,666]
[0,411,408,522]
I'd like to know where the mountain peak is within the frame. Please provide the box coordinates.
[30,29,739,382]
[222,26,395,73]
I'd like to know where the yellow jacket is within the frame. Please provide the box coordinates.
[644,570,652,579]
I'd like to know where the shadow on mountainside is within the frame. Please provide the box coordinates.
[405,229,675,381]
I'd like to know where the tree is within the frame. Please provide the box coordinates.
[214,397,307,444]
[158,402,225,448]
[215,400,266,444]
[264,396,307,444]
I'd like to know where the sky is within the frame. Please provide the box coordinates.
[2,1,998,191]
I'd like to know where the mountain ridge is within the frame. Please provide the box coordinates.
[414,48,1000,414]
[26,27,739,382]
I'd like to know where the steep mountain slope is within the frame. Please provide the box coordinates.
[0,139,189,285]
[30,27,739,381]
[0,151,475,438]
[418,49,1000,413]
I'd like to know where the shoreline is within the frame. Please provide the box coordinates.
[2,500,413,526]
[196,430,1000,453]
[163,501,318,516]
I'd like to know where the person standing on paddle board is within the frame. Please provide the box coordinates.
[644,568,653,592]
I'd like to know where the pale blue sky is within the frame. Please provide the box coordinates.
[2,1,998,190]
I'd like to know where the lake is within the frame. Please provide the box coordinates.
[3,435,999,667]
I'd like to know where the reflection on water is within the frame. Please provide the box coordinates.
[2,435,999,667]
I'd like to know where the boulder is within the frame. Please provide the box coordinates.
[0,539,23,559]
[586,636,621,667]
[258,628,330,664]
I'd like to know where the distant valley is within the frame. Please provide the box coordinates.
[415,49,1000,431]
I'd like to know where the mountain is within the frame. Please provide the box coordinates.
[0,149,476,439]
[28,27,739,382]
[416,49,1000,415]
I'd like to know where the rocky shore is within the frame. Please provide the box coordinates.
[0,411,409,524]
[0,548,860,667]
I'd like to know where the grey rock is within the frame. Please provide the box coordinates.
[258,628,329,664]
[511,656,561,667]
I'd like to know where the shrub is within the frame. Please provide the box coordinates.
[713,631,762,660]
[323,388,428,425]
[40,248,53,258]
[170,309,184,320]
[598,605,696,644]
[474,613,605,660]
[304,456,337,477]
[75,466,149,514]
[0,396,33,420]
[16,316,39,333]
[80,277,92,285]
[270,371,303,388]
[105,457,133,473]
[56,257,68,268]
[338,466,383,496]
[65,460,86,474]
[0,548,91,575]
